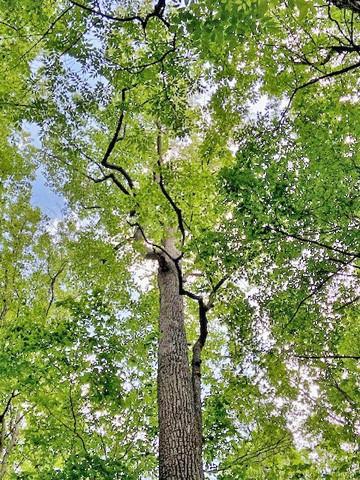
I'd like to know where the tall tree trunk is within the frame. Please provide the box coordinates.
[157,250,204,480]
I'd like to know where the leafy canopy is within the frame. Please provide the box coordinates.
[0,1,359,479]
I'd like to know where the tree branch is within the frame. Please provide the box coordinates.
[100,87,135,192]
[268,225,360,259]
[17,6,73,63]
[284,259,354,329]
[191,275,228,447]
[117,34,177,74]
[69,0,170,30]
[155,127,186,247]
[335,295,360,310]
[208,435,290,473]
[279,59,360,124]
[0,392,18,423]
[331,1,360,15]
[294,353,360,360]
[88,172,131,196]
[69,0,144,25]
[46,262,67,316]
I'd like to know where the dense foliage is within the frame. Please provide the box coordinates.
[0,1,359,478]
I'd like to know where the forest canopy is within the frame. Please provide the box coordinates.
[0,1,359,479]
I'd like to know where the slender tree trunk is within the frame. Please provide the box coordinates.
[157,250,204,480]
[191,304,207,457]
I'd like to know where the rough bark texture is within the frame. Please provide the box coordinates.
[157,246,204,480]
[332,0,360,13]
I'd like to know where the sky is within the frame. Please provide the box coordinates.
[31,168,65,218]
[26,121,65,218]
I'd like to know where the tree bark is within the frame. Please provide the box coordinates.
[157,249,204,480]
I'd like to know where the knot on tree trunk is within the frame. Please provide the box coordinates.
[158,254,171,273]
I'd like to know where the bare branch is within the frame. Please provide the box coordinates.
[191,275,228,444]
[326,256,360,270]
[328,3,352,44]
